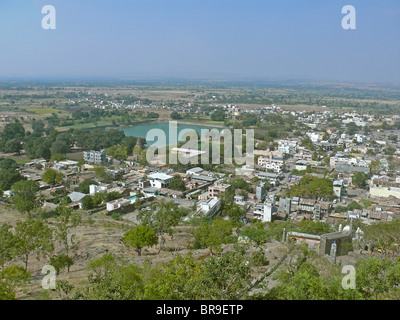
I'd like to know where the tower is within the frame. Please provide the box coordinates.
[330,241,337,265]
[313,203,321,222]
[133,134,143,160]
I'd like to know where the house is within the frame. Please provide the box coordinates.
[333,180,348,198]
[279,197,291,214]
[106,198,131,212]
[255,182,267,201]
[252,201,276,222]
[369,177,400,199]
[89,184,108,195]
[291,196,300,212]
[67,191,87,209]
[147,172,174,189]
[142,187,159,198]
[186,167,204,176]
[68,191,86,203]
[3,190,14,198]
[299,199,316,213]
[320,202,332,215]
[295,160,309,171]
[197,197,221,217]
[208,182,231,198]
[234,195,245,205]
[255,171,281,186]
[257,155,284,173]
[83,150,106,164]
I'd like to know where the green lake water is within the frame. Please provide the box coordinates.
[120,122,225,147]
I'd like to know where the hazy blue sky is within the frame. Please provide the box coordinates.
[0,0,399,83]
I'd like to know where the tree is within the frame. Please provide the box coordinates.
[50,254,74,275]
[0,224,15,269]
[143,253,204,299]
[78,179,98,194]
[0,169,25,191]
[200,246,252,299]
[346,201,362,211]
[240,225,269,247]
[296,220,334,235]
[210,110,226,122]
[352,172,368,188]
[42,169,64,185]
[1,121,25,142]
[137,201,182,251]
[51,140,70,156]
[3,139,22,154]
[369,160,381,174]
[122,226,158,256]
[192,219,236,255]
[286,175,334,199]
[0,266,31,300]
[363,219,400,256]
[50,153,66,162]
[14,219,54,270]
[10,180,40,217]
[69,253,144,300]
[94,166,111,183]
[81,195,94,210]
[355,257,400,299]
[223,203,246,222]
[55,205,81,265]
[170,111,182,120]
[346,122,358,135]
[168,175,186,191]
[32,120,45,136]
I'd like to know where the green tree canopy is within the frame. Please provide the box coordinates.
[122,226,158,256]
[14,219,54,270]
[10,180,41,217]
[42,168,64,185]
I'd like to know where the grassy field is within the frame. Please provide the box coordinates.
[60,120,115,130]
[25,105,68,115]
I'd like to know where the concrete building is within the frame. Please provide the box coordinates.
[333,180,348,198]
[198,197,221,217]
[255,171,281,186]
[84,150,106,164]
[279,197,291,214]
[258,155,284,173]
[186,167,204,176]
[252,201,275,222]
[147,172,174,189]
[208,182,231,198]
[369,177,400,199]
[106,198,131,212]
[319,231,352,257]
[256,182,267,201]
[299,198,316,213]
[295,160,309,171]
[89,184,108,195]
[335,163,370,174]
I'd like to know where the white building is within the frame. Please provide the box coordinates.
[354,134,366,143]
[253,202,273,222]
[306,132,320,143]
[198,197,221,217]
[89,184,108,195]
[106,198,131,212]
[257,154,284,173]
[147,172,174,189]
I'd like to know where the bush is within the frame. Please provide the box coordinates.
[111,212,122,220]
[250,249,269,267]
